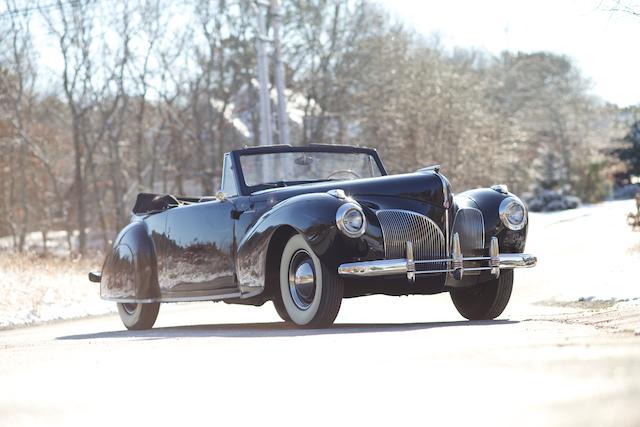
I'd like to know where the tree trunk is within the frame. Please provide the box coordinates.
[41,230,48,256]
[73,118,87,255]
[17,139,28,252]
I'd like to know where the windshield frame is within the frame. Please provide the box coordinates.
[230,145,387,195]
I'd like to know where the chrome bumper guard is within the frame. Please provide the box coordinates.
[337,234,536,282]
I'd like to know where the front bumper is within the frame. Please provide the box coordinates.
[338,253,536,276]
[337,235,536,282]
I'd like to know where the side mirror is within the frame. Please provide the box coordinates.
[215,191,226,202]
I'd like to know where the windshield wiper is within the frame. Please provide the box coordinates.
[261,180,288,188]
[260,179,342,189]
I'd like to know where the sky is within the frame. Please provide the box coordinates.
[378,0,640,107]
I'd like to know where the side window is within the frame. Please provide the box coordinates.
[221,154,238,197]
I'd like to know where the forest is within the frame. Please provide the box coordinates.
[1,0,638,255]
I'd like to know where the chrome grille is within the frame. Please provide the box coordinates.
[452,207,485,252]
[376,210,446,266]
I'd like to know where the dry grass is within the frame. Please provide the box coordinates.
[0,252,114,329]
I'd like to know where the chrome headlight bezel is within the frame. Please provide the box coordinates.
[336,203,366,238]
[499,197,527,231]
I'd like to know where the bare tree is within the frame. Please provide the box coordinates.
[0,0,628,257]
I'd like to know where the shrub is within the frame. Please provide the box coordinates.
[526,189,581,212]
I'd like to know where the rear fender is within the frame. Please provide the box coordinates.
[100,220,161,301]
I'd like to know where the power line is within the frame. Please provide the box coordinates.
[1,0,148,42]
[0,0,87,21]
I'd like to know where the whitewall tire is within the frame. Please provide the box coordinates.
[279,234,343,328]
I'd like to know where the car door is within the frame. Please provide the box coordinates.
[159,200,237,299]
[161,199,238,297]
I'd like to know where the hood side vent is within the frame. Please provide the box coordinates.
[451,207,485,252]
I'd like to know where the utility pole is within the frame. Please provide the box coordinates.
[271,0,290,146]
[255,1,273,146]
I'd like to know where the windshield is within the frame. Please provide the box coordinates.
[239,151,383,190]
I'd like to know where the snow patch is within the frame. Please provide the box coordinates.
[527,200,640,303]
[0,254,114,329]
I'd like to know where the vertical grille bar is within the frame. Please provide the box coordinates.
[376,210,446,271]
[451,207,485,252]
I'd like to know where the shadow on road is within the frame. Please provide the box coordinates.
[57,319,518,341]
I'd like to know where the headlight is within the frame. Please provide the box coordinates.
[499,197,527,231]
[336,203,366,238]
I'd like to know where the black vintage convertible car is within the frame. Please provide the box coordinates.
[89,144,536,329]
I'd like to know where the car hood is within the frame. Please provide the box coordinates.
[251,171,451,209]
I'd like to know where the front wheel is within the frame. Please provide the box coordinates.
[450,270,513,320]
[278,234,343,328]
[117,302,160,330]
[272,298,291,322]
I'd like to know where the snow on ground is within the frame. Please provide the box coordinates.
[526,199,640,304]
[0,254,113,329]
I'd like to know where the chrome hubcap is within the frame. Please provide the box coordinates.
[288,250,316,310]
[122,303,138,315]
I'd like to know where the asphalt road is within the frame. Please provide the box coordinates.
[1,201,639,427]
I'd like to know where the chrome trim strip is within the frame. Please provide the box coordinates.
[103,291,243,303]
[433,170,451,256]
[102,297,159,303]
[240,288,264,299]
[434,172,450,209]
[338,253,537,277]
[444,208,450,257]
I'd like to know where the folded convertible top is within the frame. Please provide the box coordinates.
[132,193,181,215]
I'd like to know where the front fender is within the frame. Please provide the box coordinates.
[455,188,528,253]
[100,220,161,301]
[236,193,357,294]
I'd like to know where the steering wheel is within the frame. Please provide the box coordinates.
[327,169,361,180]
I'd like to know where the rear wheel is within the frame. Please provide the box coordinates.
[278,234,343,328]
[450,270,513,320]
[117,302,160,330]
[272,297,291,322]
